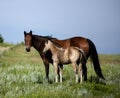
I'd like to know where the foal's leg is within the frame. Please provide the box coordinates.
[59,65,63,82]
[54,62,59,82]
[72,63,79,83]
[79,63,83,83]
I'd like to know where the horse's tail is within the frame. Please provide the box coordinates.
[87,39,105,80]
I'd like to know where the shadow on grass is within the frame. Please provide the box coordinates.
[35,76,54,84]
[88,76,106,85]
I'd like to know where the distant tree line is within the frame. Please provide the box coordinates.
[0,34,4,43]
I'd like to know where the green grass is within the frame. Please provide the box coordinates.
[0,43,120,98]
[0,42,14,47]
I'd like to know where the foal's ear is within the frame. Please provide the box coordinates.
[30,30,32,35]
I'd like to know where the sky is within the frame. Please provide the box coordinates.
[0,0,120,54]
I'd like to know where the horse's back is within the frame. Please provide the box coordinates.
[54,36,89,55]
[69,37,89,53]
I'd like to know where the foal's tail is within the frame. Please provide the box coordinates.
[79,49,87,63]
[87,39,105,80]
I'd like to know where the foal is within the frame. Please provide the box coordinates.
[43,40,86,83]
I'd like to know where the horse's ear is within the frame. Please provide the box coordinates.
[30,30,32,35]
[24,31,26,36]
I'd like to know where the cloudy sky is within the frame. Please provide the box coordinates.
[0,0,120,54]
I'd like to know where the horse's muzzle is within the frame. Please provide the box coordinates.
[26,48,30,52]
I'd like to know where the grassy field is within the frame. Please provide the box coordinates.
[0,43,120,98]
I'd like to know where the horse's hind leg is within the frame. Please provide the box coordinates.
[82,63,87,82]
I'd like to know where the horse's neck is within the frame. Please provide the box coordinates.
[32,35,44,51]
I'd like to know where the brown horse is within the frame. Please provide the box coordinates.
[24,30,105,82]
[43,39,86,83]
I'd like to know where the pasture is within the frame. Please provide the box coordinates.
[0,43,120,98]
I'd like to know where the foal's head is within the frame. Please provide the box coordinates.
[24,30,32,52]
[43,40,52,53]
[43,40,64,53]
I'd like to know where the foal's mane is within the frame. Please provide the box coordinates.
[48,39,63,49]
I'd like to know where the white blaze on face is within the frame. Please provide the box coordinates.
[25,35,32,52]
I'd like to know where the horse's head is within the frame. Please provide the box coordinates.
[24,30,32,52]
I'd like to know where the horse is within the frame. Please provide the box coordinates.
[24,30,105,83]
[43,39,86,83]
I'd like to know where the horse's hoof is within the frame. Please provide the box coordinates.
[43,77,49,84]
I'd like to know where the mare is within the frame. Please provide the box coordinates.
[24,30,105,83]
[43,40,86,83]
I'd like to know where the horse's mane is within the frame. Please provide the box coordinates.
[32,34,63,48]
[33,34,53,39]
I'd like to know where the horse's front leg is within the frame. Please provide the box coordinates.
[54,62,59,82]
[43,60,49,83]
